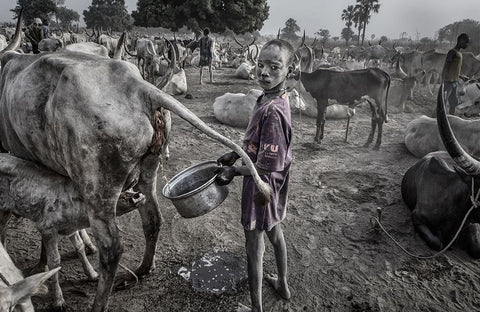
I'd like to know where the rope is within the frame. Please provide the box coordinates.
[371,177,480,259]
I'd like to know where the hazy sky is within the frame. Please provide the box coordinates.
[2,0,480,39]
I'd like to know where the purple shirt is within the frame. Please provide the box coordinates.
[241,92,292,231]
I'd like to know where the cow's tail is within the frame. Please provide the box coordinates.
[143,83,272,205]
[384,71,391,123]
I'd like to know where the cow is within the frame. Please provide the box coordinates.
[458,83,480,117]
[395,49,423,76]
[286,67,391,148]
[0,240,60,312]
[401,85,480,258]
[0,153,146,310]
[38,37,64,52]
[421,49,447,94]
[0,16,270,312]
[364,43,387,68]
[61,42,109,58]
[461,52,480,79]
[404,115,480,158]
[212,89,263,128]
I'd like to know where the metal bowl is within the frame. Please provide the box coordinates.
[162,161,229,218]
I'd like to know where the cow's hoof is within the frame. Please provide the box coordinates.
[373,145,380,150]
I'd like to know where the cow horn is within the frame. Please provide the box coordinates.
[277,28,281,39]
[233,34,244,48]
[0,7,23,57]
[298,30,305,50]
[123,35,137,57]
[437,84,480,175]
[113,31,126,60]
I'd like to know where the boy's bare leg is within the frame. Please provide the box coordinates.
[245,229,265,312]
[209,64,214,83]
[265,224,291,300]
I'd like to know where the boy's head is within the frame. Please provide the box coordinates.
[256,39,296,91]
[457,33,469,49]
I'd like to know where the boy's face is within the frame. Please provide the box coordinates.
[256,45,291,91]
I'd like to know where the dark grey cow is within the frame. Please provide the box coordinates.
[401,85,480,258]
[287,67,391,148]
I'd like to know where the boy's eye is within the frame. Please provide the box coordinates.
[271,65,278,70]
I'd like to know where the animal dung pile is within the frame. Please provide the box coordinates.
[177,248,247,295]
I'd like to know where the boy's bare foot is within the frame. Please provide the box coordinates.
[265,274,291,300]
[236,303,251,312]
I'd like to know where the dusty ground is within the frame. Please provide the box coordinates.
[5,65,480,312]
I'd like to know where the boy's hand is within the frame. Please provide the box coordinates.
[216,151,240,166]
[215,166,236,186]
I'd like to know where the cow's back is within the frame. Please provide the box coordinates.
[0,52,153,180]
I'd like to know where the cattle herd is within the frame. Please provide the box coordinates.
[1,9,480,312]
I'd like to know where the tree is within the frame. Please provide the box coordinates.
[132,0,269,34]
[355,0,380,46]
[438,19,480,51]
[55,6,79,28]
[281,18,300,42]
[11,0,57,24]
[83,0,133,31]
[341,27,354,45]
[315,29,330,46]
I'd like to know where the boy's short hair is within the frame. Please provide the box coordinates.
[261,39,296,66]
[458,33,470,43]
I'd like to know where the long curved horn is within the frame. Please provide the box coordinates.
[303,43,313,72]
[113,31,126,60]
[156,40,176,90]
[233,34,244,48]
[298,30,305,50]
[277,28,281,39]
[123,35,137,57]
[249,36,256,46]
[143,85,271,204]
[0,7,23,57]
[437,84,480,175]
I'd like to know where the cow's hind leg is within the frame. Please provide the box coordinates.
[86,195,124,312]
[374,120,383,149]
[364,118,377,147]
[412,210,442,251]
[314,101,327,143]
[69,231,99,281]
[43,231,66,312]
[115,154,162,289]
[79,229,98,255]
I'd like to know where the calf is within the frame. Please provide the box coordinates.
[0,240,59,312]
[0,154,145,311]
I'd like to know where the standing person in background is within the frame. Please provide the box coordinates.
[199,28,214,84]
[24,18,44,54]
[42,19,50,39]
[215,39,296,312]
[441,33,470,115]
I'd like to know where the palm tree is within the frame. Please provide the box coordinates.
[355,0,381,46]
[341,5,356,45]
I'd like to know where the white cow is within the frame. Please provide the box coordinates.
[213,89,263,128]
[0,240,59,312]
[404,115,480,158]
